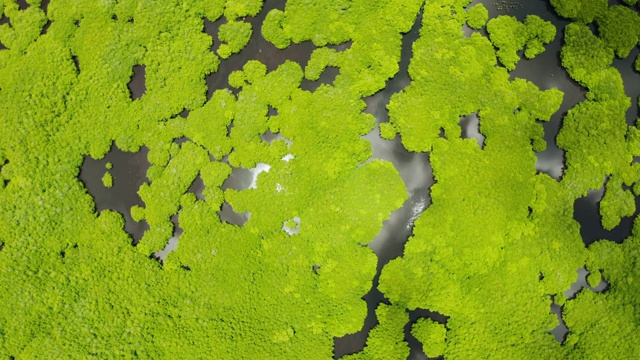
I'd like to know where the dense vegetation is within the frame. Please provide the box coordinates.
[0,0,638,358]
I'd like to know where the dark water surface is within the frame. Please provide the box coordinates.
[484,1,640,241]
[79,143,150,244]
[77,0,640,357]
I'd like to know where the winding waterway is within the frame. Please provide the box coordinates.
[77,1,640,358]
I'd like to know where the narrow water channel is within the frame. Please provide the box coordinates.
[76,1,639,358]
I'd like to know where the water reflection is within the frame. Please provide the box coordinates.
[499,0,586,181]
[152,213,182,262]
[406,308,448,360]
[549,300,569,343]
[549,266,611,342]
[459,113,485,149]
[204,0,316,100]
[612,46,640,126]
[334,7,429,358]
[221,162,271,191]
[217,201,249,226]
[128,65,146,100]
[74,0,640,356]
[186,174,205,200]
[565,267,609,300]
[301,66,340,92]
[79,143,150,243]
[282,216,301,235]
[573,183,640,246]
[361,0,429,266]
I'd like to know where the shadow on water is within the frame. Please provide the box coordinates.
[186,174,205,200]
[0,13,9,49]
[128,65,146,100]
[16,0,29,10]
[549,266,610,343]
[203,17,224,54]
[573,182,640,246]
[152,213,182,262]
[301,66,340,92]
[459,112,485,149]
[549,299,569,343]
[502,2,640,246]
[334,6,429,359]
[217,201,249,226]
[612,46,640,127]
[492,0,586,180]
[332,272,390,358]
[39,0,51,34]
[406,308,448,360]
[0,159,8,187]
[79,142,150,244]
[204,1,316,100]
[41,19,51,35]
[300,41,350,92]
[69,0,638,355]
[41,0,50,13]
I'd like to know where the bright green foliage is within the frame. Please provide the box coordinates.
[486,15,555,71]
[487,16,524,70]
[597,5,640,58]
[342,304,410,359]
[183,89,235,159]
[135,141,210,254]
[224,0,263,19]
[379,122,397,140]
[466,3,488,30]
[562,223,640,357]
[523,15,557,59]
[225,60,304,168]
[131,204,145,222]
[199,161,232,209]
[261,9,290,49]
[101,171,113,188]
[3,0,640,358]
[559,24,614,87]
[261,0,352,47]
[305,47,339,81]
[599,176,636,230]
[557,23,632,197]
[538,2,640,358]
[585,269,602,288]
[283,219,296,229]
[379,0,608,358]
[411,318,447,358]
[387,3,559,153]
[105,161,113,169]
[262,0,424,96]
[0,1,47,53]
[228,69,247,88]
[217,20,252,59]
[387,25,495,150]
[549,0,607,23]
[0,0,411,356]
